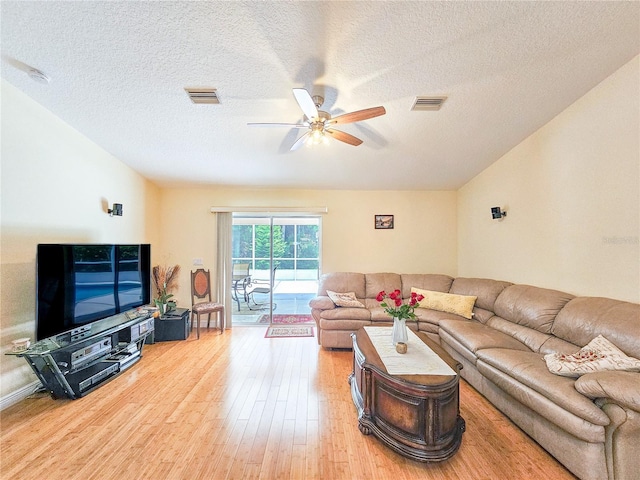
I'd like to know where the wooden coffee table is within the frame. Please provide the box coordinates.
[349,327,465,462]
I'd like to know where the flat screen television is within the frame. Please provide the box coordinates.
[36,244,151,341]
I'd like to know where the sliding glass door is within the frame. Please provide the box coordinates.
[231,214,320,325]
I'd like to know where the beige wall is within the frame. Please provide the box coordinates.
[0,80,161,398]
[458,56,640,302]
[2,54,638,401]
[159,187,458,308]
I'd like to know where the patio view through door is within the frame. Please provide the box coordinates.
[231,214,320,325]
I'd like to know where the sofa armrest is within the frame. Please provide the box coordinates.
[309,296,335,310]
[575,371,640,413]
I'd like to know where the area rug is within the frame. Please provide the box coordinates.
[265,325,315,338]
[258,314,314,324]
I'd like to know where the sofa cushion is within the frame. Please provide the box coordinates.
[318,317,371,331]
[439,328,479,364]
[468,307,494,324]
[544,335,640,378]
[400,274,453,299]
[476,359,606,443]
[412,287,476,319]
[439,319,531,356]
[309,295,335,310]
[365,273,402,299]
[551,297,640,358]
[476,348,610,427]
[486,316,554,354]
[575,371,640,412]
[318,272,366,298]
[449,277,512,313]
[416,321,439,335]
[319,307,371,321]
[368,306,397,323]
[414,308,466,326]
[494,284,574,334]
[326,290,365,308]
[538,336,581,356]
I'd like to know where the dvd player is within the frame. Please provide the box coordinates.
[62,337,112,368]
[66,361,119,394]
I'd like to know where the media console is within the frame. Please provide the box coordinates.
[9,311,154,399]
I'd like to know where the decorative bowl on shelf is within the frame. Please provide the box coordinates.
[11,338,31,352]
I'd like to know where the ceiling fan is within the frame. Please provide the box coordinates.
[248,88,386,151]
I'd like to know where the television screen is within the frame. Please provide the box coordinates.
[36,244,151,341]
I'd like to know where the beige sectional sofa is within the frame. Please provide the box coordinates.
[309,272,640,480]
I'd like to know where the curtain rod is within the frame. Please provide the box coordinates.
[210,206,328,214]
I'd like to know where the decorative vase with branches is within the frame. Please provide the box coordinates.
[152,264,181,314]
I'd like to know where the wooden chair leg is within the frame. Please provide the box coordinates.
[196,313,200,339]
[219,309,225,333]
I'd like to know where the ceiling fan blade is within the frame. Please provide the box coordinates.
[325,129,363,146]
[248,123,308,128]
[328,106,386,125]
[292,88,319,121]
[290,131,311,151]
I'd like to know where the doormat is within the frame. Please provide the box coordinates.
[258,314,314,324]
[265,325,314,338]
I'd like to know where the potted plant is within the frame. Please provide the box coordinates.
[152,264,181,315]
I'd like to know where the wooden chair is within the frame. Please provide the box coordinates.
[190,268,225,338]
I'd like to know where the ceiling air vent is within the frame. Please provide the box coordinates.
[411,96,447,111]
[185,88,220,104]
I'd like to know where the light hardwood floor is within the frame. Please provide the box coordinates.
[1,327,576,480]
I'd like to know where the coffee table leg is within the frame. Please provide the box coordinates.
[358,422,372,435]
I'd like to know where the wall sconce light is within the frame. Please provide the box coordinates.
[491,207,507,219]
[108,203,123,217]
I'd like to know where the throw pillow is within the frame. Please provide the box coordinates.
[544,335,640,378]
[326,290,365,308]
[411,287,477,319]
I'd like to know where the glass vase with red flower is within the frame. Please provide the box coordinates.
[376,289,425,346]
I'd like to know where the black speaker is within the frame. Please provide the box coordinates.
[491,207,506,219]
[108,203,123,216]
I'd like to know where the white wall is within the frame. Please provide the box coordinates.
[0,80,161,399]
[458,56,640,302]
[158,187,458,308]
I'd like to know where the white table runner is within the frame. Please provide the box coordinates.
[363,326,457,376]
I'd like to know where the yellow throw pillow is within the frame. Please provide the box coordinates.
[411,287,477,319]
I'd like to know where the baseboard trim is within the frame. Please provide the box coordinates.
[0,381,42,411]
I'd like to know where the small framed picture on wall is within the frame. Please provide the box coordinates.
[375,214,394,229]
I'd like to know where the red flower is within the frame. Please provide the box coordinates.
[377,289,422,321]
[417,294,424,301]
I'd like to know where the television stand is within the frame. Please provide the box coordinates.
[8,312,154,399]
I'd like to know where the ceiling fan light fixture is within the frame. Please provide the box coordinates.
[256,88,385,150]
[309,123,325,144]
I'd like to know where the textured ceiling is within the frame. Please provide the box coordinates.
[1,1,639,190]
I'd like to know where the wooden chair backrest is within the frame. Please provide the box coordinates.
[191,269,212,303]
